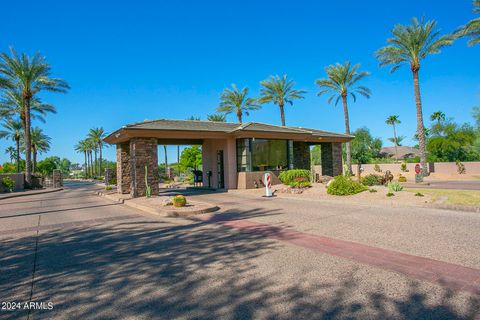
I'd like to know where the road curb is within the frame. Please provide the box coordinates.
[0,188,63,201]
[95,191,220,217]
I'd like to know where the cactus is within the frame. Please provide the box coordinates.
[172,195,187,207]
[145,165,152,197]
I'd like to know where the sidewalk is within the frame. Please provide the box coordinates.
[0,188,63,200]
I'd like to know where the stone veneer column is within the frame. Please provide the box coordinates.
[129,138,159,197]
[292,141,311,170]
[320,142,343,177]
[116,142,131,194]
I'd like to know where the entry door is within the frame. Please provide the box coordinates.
[216,150,225,189]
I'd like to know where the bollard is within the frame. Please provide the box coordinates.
[264,172,273,197]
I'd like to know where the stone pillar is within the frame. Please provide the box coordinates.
[52,169,63,188]
[320,142,343,177]
[129,138,159,197]
[292,141,311,170]
[116,142,131,194]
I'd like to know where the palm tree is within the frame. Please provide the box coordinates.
[217,85,260,123]
[0,119,23,172]
[430,111,445,125]
[258,75,306,126]
[5,146,16,163]
[88,128,106,176]
[207,113,227,122]
[0,48,69,184]
[375,17,454,174]
[386,115,401,160]
[163,145,168,175]
[74,139,89,178]
[456,0,480,46]
[388,135,405,146]
[29,127,51,173]
[315,62,371,172]
[0,89,57,124]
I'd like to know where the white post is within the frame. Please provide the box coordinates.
[264,172,272,197]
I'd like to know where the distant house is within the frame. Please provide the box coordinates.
[380,146,420,159]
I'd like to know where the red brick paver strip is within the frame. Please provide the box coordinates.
[198,215,480,294]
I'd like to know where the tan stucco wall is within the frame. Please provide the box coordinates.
[237,171,282,189]
[0,173,24,192]
[314,161,480,178]
[202,138,237,189]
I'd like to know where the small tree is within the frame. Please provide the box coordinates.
[179,146,202,171]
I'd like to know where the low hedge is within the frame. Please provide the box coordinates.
[327,175,367,196]
[278,169,310,184]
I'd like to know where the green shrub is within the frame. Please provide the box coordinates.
[388,181,403,192]
[105,185,112,191]
[369,188,377,193]
[172,195,187,207]
[400,163,408,172]
[288,177,312,188]
[415,192,424,197]
[278,169,311,185]
[1,177,15,192]
[386,192,395,197]
[327,176,367,196]
[361,174,383,186]
[374,164,382,172]
[398,175,407,182]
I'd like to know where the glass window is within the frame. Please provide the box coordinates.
[251,139,288,171]
[236,139,250,172]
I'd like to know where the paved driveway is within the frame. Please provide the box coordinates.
[1,182,479,319]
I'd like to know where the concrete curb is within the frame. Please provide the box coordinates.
[430,203,480,213]
[0,188,63,201]
[95,191,220,217]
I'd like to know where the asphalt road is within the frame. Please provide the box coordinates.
[1,181,479,319]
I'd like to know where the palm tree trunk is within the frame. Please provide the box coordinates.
[23,95,32,183]
[15,138,20,173]
[279,102,286,126]
[93,149,98,176]
[341,95,352,174]
[84,152,87,178]
[163,145,168,175]
[99,145,103,176]
[177,145,180,175]
[393,124,398,161]
[237,111,243,123]
[412,69,428,175]
[32,147,37,174]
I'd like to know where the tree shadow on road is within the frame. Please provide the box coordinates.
[0,207,479,319]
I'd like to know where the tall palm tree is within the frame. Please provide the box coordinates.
[375,17,454,174]
[217,85,260,123]
[0,89,57,124]
[207,113,227,122]
[0,119,23,172]
[430,111,445,125]
[258,75,306,126]
[315,62,371,172]
[163,145,168,175]
[386,115,401,160]
[0,48,69,184]
[74,139,89,178]
[88,127,106,176]
[456,0,480,46]
[26,127,51,173]
[5,146,16,163]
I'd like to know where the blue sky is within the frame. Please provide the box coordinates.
[1,0,479,164]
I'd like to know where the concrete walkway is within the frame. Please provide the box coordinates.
[1,181,479,319]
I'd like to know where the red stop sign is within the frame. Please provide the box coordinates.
[415,164,421,174]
